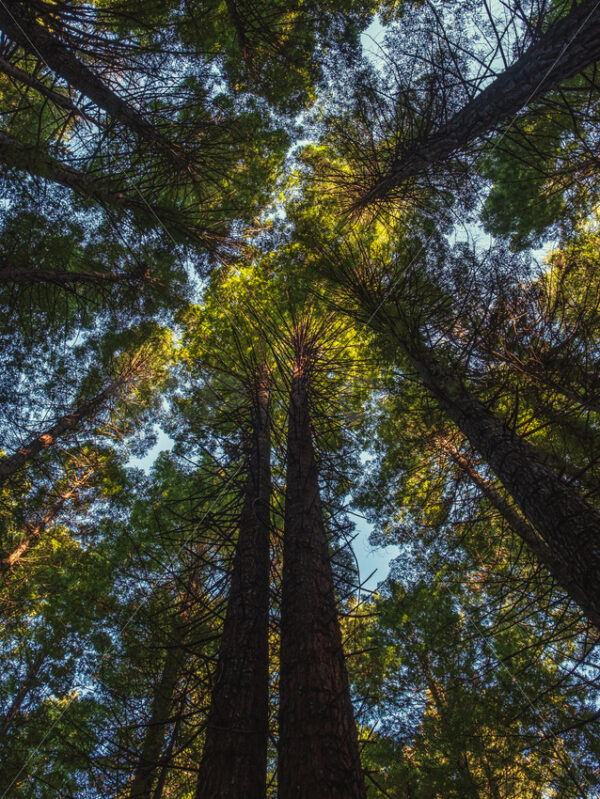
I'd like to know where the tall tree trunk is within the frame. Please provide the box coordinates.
[445,441,600,622]
[0,265,149,287]
[403,335,600,628]
[0,2,182,162]
[358,0,600,205]
[0,131,201,243]
[0,467,94,575]
[0,368,134,485]
[195,375,272,799]
[278,335,366,799]
[129,636,185,799]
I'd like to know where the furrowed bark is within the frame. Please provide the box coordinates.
[278,338,366,799]
[359,0,600,206]
[0,467,94,576]
[0,2,182,161]
[404,336,600,628]
[0,370,131,485]
[195,376,271,799]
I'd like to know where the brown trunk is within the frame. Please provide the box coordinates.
[1,467,94,575]
[442,442,596,610]
[195,376,271,799]
[0,129,131,207]
[0,2,181,161]
[359,0,600,205]
[0,368,133,485]
[0,131,203,244]
[129,637,185,799]
[405,337,600,628]
[278,334,366,799]
[0,651,45,737]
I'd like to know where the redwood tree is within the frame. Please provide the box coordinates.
[278,321,366,799]
[195,371,272,799]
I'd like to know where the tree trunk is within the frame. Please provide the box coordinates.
[0,651,45,737]
[195,376,272,799]
[0,55,88,118]
[278,338,366,799]
[405,336,600,628]
[446,442,600,623]
[0,131,203,244]
[129,637,185,799]
[0,467,94,575]
[0,266,147,287]
[358,0,600,205]
[0,2,181,161]
[0,369,133,485]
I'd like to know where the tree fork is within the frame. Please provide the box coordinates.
[278,327,366,799]
[195,372,272,799]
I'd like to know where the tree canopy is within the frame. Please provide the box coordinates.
[1,0,600,796]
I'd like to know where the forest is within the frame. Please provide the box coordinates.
[0,0,600,796]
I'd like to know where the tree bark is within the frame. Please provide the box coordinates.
[404,335,600,628]
[0,2,182,161]
[195,375,272,799]
[0,369,132,485]
[129,637,185,799]
[278,336,366,799]
[358,0,600,205]
[0,467,94,575]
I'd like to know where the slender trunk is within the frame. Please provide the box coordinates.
[0,131,202,244]
[0,651,45,737]
[412,642,480,797]
[0,55,88,118]
[0,370,131,485]
[1,468,94,575]
[358,0,600,205]
[129,638,185,799]
[151,709,182,799]
[278,341,366,799]
[0,266,147,287]
[0,2,181,161]
[443,441,594,590]
[195,376,271,799]
[224,0,254,74]
[0,130,130,206]
[405,337,600,627]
